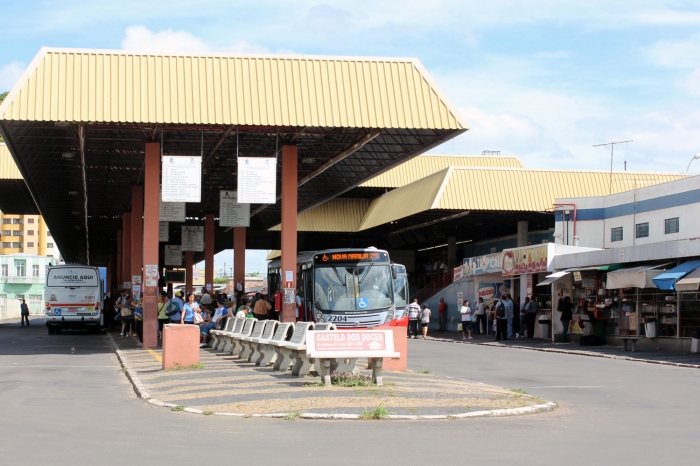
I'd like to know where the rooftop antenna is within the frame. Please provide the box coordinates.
[593,140,633,194]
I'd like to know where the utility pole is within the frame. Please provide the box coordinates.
[593,140,633,194]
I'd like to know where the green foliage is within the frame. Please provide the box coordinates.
[171,405,186,411]
[414,369,431,374]
[171,362,205,370]
[202,411,213,415]
[359,403,391,420]
[330,372,376,387]
[213,277,227,284]
[0,91,7,104]
[283,410,303,420]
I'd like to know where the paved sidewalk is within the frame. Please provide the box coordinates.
[423,331,700,367]
[109,331,551,417]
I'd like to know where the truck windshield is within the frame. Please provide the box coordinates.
[314,265,393,311]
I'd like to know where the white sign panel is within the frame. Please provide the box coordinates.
[159,189,186,222]
[162,155,201,203]
[132,275,142,286]
[145,265,159,280]
[159,222,169,242]
[237,157,277,203]
[46,267,99,287]
[164,245,182,266]
[219,190,250,227]
[181,225,204,251]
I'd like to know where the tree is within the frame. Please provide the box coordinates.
[213,277,227,284]
[0,92,6,142]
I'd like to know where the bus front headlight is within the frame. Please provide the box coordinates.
[316,312,324,322]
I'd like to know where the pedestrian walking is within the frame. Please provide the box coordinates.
[420,304,431,339]
[20,299,30,326]
[493,297,508,341]
[180,292,199,324]
[437,298,447,331]
[527,296,538,338]
[407,298,421,338]
[559,296,573,342]
[460,300,473,340]
[157,292,170,340]
[520,297,530,338]
[474,297,487,335]
[504,294,514,339]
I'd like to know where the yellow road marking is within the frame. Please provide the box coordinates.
[145,347,162,362]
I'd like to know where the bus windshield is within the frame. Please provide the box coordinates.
[393,274,408,309]
[314,264,393,312]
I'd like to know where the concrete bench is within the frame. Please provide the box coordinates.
[618,336,645,352]
[209,316,235,349]
[287,323,337,377]
[240,320,271,361]
[218,317,245,353]
[306,329,400,386]
[256,322,293,367]
[230,318,257,357]
[248,320,278,364]
[272,322,314,372]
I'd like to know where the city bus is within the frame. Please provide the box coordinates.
[268,248,402,328]
[44,265,103,334]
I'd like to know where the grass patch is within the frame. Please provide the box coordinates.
[406,408,416,414]
[171,405,186,411]
[202,411,213,415]
[283,410,303,421]
[354,387,397,397]
[359,403,391,420]
[414,369,431,374]
[171,362,205,370]
[510,388,528,395]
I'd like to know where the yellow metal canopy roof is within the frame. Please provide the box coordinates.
[0,143,22,179]
[360,154,523,188]
[358,167,686,230]
[0,48,467,130]
[268,198,370,232]
[266,250,281,261]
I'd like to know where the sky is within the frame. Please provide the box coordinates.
[2,0,700,273]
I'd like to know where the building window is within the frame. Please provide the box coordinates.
[611,227,623,242]
[15,261,25,276]
[47,243,54,248]
[2,242,10,248]
[12,218,22,224]
[665,217,679,234]
[636,222,649,239]
[12,242,22,248]
[2,219,10,224]
[32,264,39,277]
[1,264,7,276]
[27,230,34,236]
[27,218,34,224]
[27,242,34,247]
[47,231,52,237]
[2,230,10,236]
[12,231,22,236]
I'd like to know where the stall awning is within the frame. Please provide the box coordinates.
[653,260,700,291]
[606,264,669,290]
[537,271,569,286]
[674,268,700,291]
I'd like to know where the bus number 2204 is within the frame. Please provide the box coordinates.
[327,315,347,322]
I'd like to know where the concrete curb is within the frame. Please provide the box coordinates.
[107,333,558,420]
[427,336,700,369]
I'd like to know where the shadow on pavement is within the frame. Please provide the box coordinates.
[0,317,113,356]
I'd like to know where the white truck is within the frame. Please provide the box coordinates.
[45,265,103,334]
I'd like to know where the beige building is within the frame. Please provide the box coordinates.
[0,143,60,261]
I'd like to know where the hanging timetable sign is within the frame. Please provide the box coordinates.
[159,222,169,242]
[162,155,201,203]
[159,188,186,222]
[219,190,250,227]
[164,245,183,266]
[181,225,204,251]
[237,157,277,204]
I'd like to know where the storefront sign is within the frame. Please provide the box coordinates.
[502,245,548,276]
[237,157,277,204]
[453,265,464,281]
[164,245,183,266]
[311,330,387,352]
[181,226,204,251]
[162,155,201,203]
[477,282,510,301]
[159,222,169,242]
[457,292,463,313]
[159,188,186,222]
[464,253,502,276]
[219,190,250,227]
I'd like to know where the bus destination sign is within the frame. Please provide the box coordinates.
[315,251,388,264]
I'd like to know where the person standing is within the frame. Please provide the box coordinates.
[460,300,473,340]
[157,292,170,340]
[253,294,272,319]
[521,297,531,338]
[493,297,508,341]
[437,298,447,332]
[295,288,304,322]
[420,304,432,339]
[475,297,487,335]
[200,287,213,310]
[527,296,538,338]
[169,291,184,324]
[407,298,421,339]
[559,296,573,342]
[512,296,521,337]
[20,299,30,326]
[504,294,514,339]
[180,292,199,324]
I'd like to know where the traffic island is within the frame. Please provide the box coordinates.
[108,331,557,419]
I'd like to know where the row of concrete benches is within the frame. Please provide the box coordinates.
[209,316,394,384]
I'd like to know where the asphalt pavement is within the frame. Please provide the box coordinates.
[2,317,699,466]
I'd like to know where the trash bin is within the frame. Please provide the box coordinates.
[644,318,656,339]
[538,318,551,339]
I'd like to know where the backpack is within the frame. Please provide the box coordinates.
[165,300,179,317]
[495,302,506,318]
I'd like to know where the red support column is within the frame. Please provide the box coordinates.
[205,214,214,294]
[185,251,193,295]
[142,142,160,347]
[123,213,131,288]
[233,227,246,294]
[131,186,144,296]
[116,230,123,290]
[280,145,298,323]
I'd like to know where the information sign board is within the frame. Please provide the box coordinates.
[219,190,250,227]
[237,157,277,203]
[310,330,387,352]
[159,188,186,222]
[162,155,201,202]
[181,226,204,251]
[164,245,183,266]
[159,222,169,242]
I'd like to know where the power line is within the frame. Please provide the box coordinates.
[593,140,633,194]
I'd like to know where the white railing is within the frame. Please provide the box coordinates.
[0,275,45,284]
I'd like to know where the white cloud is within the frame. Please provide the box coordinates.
[648,33,700,68]
[121,25,270,54]
[683,68,700,97]
[632,9,700,25]
[0,61,26,92]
